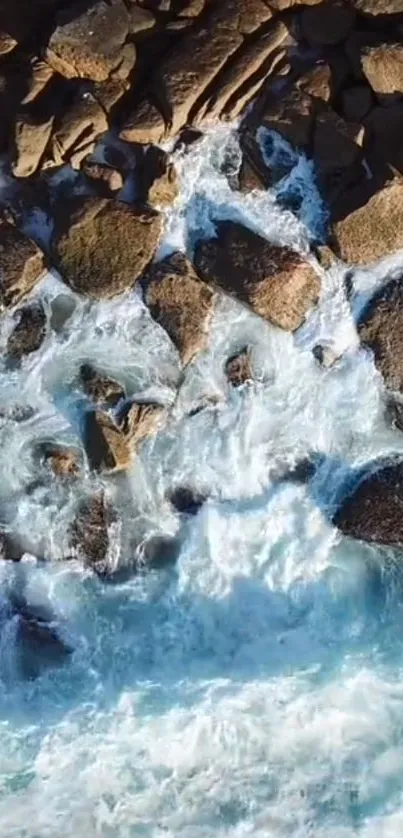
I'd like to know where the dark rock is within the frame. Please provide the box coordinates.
[259,86,318,151]
[194,221,320,332]
[0,221,46,310]
[364,104,403,176]
[71,492,116,574]
[168,486,207,515]
[13,599,71,680]
[81,160,124,195]
[49,293,76,333]
[301,0,355,45]
[139,534,181,568]
[144,252,214,365]
[297,63,332,104]
[80,363,125,408]
[357,276,403,392]
[333,461,403,546]
[6,302,46,366]
[0,530,21,561]
[225,347,253,387]
[283,457,318,484]
[83,409,132,473]
[52,197,162,299]
[342,85,373,122]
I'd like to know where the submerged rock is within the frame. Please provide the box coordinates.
[357,276,403,393]
[80,363,125,409]
[225,347,254,387]
[6,302,46,366]
[168,486,207,515]
[333,461,403,546]
[144,252,214,365]
[194,221,320,331]
[38,442,81,478]
[0,221,46,310]
[52,197,162,299]
[138,534,181,569]
[49,293,76,333]
[0,530,21,561]
[8,595,71,680]
[71,492,116,574]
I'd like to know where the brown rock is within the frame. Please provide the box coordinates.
[361,44,403,97]
[194,221,320,332]
[71,492,116,574]
[357,276,403,392]
[47,0,130,82]
[225,347,253,387]
[81,160,124,195]
[312,108,363,198]
[21,58,54,105]
[297,63,332,103]
[200,21,288,123]
[118,401,166,444]
[119,98,166,145]
[83,409,132,472]
[12,115,55,178]
[342,85,373,122]
[6,302,47,365]
[80,363,125,408]
[269,0,322,6]
[127,5,155,34]
[312,343,341,367]
[0,222,46,310]
[352,0,403,13]
[178,0,206,16]
[93,78,129,114]
[50,293,76,333]
[144,252,214,364]
[39,443,81,477]
[333,461,403,546]
[301,0,355,45]
[332,180,403,265]
[260,86,317,150]
[52,197,162,299]
[142,147,178,208]
[43,92,107,170]
[222,49,288,122]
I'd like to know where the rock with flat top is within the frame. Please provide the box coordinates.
[52,197,161,299]
[140,147,178,207]
[260,86,317,150]
[6,302,46,366]
[168,486,207,515]
[332,180,403,265]
[194,221,320,331]
[47,0,130,81]
[12,115,55,178]
[0,31,16,54]
[80,363,125,408]
[144,252,214,364]
[120,98,166,145]
[0,222,46,310]
[357,276,403,393]
[333,461,403,546]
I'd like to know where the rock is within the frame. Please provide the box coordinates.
[52,197,162,299]
[144,252,214,364]
[128,5,155,35]
[364,104,403,176]
[342,85,373,122]
[21,58,54,105]
[357,276,403,392]
[141,147,178,207]
[12,598,71,680]
[312,343,341,368]
[194,221,320,332]
[38,443,80,477]
[11,114,55,178]
[301,0,355,45]
[352,0,403,10]
[117,401,166,445]
[333,461,403,546]
[178,0,206,15]
[199,20,288,123]
[138,534,181,569]
[6,302,46,366]
[314,244,338,270]
[83,409,131,472]
[71,492,116,574]
[259,86,317,150]
[385,397,403,431]
[225,347,253,387]
[0,221,46,310]
[361,44,403,97]
[312,108,363,199]
[80,363,125,408]
[297,63,332,103]
[332,180,403,265]
[49,293,76,333]
[43,92,108,170]
[0,31,16,55]
[81,160,124,195]
[0,530,21,561]
[119,98,166,145]
[168,486,207,515]
[47,0,130,82]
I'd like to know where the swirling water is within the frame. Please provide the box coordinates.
[2,126,403,837]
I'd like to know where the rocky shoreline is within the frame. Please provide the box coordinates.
[2,0,403,674]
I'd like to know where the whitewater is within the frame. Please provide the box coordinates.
[1,124,403,837]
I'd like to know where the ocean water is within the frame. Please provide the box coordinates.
[1,126,403,837]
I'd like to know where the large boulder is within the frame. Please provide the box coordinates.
[52,197,162,299]
[6,302,47,366]
[0,221,46,310]
[144,252,214,364]
[357,276,403,392]
[332,180,403,265]
[47,0,131,82]
[259,86,318,151]
[361,44,403,96]
[333,462,403,546]
[194,222,320,331]
[11,596,71,680]
[83,401,164,472]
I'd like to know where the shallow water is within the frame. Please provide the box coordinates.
[1,126,403,836]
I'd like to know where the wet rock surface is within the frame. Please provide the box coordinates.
[333,462,403,546]
[79,363,125,408]
[357,276,403,392]
[6,302,47,366]
[71,492,116,574]
[194,221,320,331]
[0,222,46,310]
[225,347,254,387]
